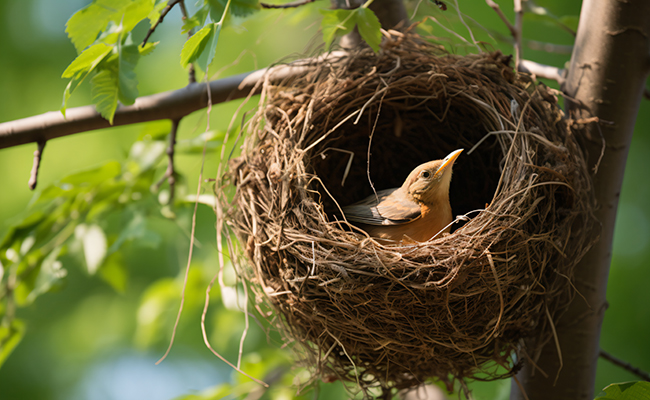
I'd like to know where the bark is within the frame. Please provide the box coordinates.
[511,1,650,399]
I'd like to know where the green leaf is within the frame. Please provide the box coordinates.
[148,0,168,26]
[207,0,227,22]
[99,252,128,293]
[320,9,355,49]
[230,0,260,17]
[61,77,83,118]
[107,213,161,255]
[0,319,26,368]
[91,69,119,124]
[356,7,382,52]
[62,43,113,78]
[196,22,222,73]
[180,24,213,68]
[26,246,68,304]
[182,5,210,34]
[65,0,132,52]
[61,43,114,116]
[122,0,156,34]
[117,44,141,105]
[89,42,140,123]
[61,161,122,186]
[595,381,650,400]
[138,41,158,56]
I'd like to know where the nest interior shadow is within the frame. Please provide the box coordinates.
[223,32,596,395]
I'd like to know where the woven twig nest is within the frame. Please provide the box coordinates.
[222,32,596,395]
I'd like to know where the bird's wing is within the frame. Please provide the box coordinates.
[343,188,421,226]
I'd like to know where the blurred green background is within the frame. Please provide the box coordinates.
[0,0,648,399]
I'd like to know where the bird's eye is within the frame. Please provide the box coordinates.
[420,170,431,179]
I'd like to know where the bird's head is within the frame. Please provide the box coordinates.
[404,149,463,204]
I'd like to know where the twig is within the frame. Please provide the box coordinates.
[154,119,180,204]
[178,1,196,84]
[28,140,46,190]
[142,0,184,47]
[513,0,523,70]
[485,0,516,37]
[155,130,202,366]
[519,59,566,85]
[644,87,649,100]
[599,349,650,381]
[0,52,346,150]
[260,0,315,9]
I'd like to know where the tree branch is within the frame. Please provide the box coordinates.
[28,140,46,190]
[513,0,523,70]
[485,0,516,38]
[0,53,345,150]
[511,0,650,399]
[519,60,566,85]
[599,349,650,382]
[142,0,184,47]
[177,1,196,84]
[155,119,181,204]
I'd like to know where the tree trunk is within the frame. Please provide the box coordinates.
[511,1,650,399]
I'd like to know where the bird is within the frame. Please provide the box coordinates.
[342,149,463,243]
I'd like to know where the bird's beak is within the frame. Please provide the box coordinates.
[433,148,463,179]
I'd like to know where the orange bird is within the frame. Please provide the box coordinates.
[343,149,463,243]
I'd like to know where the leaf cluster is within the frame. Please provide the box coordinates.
[61,0,384,124]
[320,0,382,52]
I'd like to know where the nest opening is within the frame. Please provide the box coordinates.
[223,32,595,396]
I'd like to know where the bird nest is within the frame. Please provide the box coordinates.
[220,31,596,396]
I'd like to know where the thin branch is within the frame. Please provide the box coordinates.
[599,349,650,381]
[485,0,516,37]
[155,119,180,204]
[0,52,346,150]
[178,1,196,84]
[142,0,184,47]
[525,0,576,37]
[644,87,650,100]
[513,0,523,70]
[155,133,202,366]
[260,0,316,9]
[28,140,46,190]
[519,59,566,85]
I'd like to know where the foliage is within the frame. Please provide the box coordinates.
[595,382,650,400]
[61,0,383,124]
[0,127,224,369]
[320,0,382,52]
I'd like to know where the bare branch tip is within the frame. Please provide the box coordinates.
[28,140,46,191]
[154,119,181,205]
[599,349,650,381]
